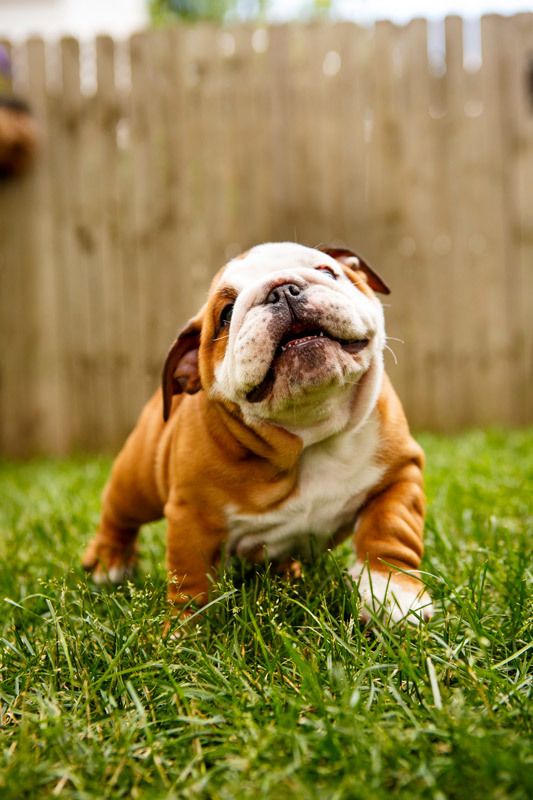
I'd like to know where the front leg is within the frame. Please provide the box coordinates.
[349,449,433,624]
[82,392,167,584]
[82,514,139,585]
[165,499,223,614]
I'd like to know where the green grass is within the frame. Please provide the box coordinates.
[0,429,531,799]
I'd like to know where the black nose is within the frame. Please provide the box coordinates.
[266,283,302,305]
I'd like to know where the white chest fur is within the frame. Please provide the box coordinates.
[225,411,384,562]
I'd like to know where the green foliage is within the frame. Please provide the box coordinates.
[148,0,271,25]
[147,0,333,25]
[312,0,334,17]
[0,430,532,798]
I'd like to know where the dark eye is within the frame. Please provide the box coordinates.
[220,303,234,326]
[316,265,337,279]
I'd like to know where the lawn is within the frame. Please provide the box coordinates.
[0,429,531,799]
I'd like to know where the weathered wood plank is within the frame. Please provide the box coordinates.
[56,36,95,450]
[335,22,375,252]
[25,37,67,453]
[502,13,533,426]
[367,20,412,409]
[396,19,437,430]
[94,35,126,449]
[0,40,40,455]
[472,15,514,426]
[151,26,193,364]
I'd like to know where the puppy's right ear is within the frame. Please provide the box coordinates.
[162,310,204,421]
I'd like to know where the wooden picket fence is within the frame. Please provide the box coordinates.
[0,15,532,456]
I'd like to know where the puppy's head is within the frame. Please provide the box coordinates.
[163,242,389,429]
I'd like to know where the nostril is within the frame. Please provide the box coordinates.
[265,282,303,305]
[266,287,281,304]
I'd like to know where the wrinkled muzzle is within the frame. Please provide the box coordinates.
[213,270,385,416]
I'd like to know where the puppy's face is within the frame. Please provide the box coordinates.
[163,243,388,429]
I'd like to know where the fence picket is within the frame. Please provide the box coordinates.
[503,14,533,425]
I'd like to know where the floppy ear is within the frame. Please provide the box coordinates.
[318,246,390,295]
[162,311,204,421]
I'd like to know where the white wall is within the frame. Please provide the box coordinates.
[270,0,528,21]
[1,0,527,41]
[0,0,149,41]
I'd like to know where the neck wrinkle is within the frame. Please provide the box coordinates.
[285,356,385,449]
[348,356,385,437]
[204,354,383,466]
[206,395,303,473]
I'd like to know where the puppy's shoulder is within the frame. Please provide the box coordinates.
[375,372,425,474]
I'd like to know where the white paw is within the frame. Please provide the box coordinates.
[349,562,433,625]
[92,564,133,586]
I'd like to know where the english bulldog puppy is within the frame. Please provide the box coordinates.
[83,243,433,625]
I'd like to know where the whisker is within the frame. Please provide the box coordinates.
[384,343,398,365]
[212,334,230,343]
[386,336,405,345]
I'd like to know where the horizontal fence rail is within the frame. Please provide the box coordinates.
[0,16,532,456]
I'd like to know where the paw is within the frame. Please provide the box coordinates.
[162,608,199,640]
[348,562,433,625]
[82,537,137,586]
[274,559,303,580]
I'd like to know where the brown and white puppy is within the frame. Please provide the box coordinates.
[83,242,433,624]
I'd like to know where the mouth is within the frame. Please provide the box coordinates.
[246,323,370,403]
[276,322,369,357]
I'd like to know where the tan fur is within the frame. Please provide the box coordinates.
[354,373,425,593]
[83,380,425,609]
[83,246,427,615]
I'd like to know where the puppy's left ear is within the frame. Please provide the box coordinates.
[319,246,390,295]
[162,309,204,421]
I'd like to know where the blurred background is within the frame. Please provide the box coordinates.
[0,0,531,456]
